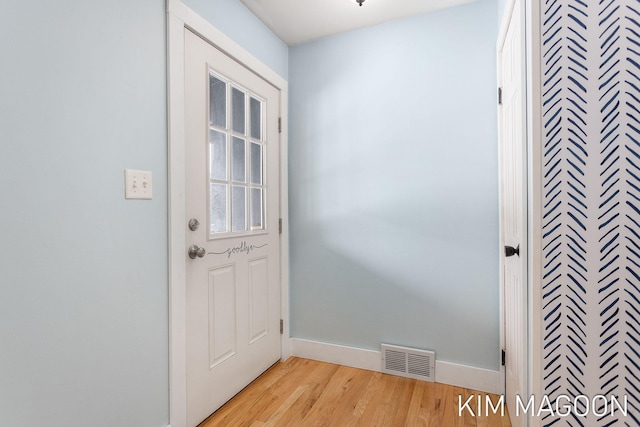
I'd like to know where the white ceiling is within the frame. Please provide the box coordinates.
[240,0,476,45]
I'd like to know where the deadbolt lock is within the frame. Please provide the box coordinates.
[188,218,200,231]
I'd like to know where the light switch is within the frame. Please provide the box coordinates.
[125,169,152,200]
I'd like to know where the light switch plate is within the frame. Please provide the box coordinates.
[125,169,152,200]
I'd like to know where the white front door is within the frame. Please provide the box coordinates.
[498,1,527,426]
[184,29,282,427]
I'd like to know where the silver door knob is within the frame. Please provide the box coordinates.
[188,245,206,259]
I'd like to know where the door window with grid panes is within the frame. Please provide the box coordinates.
[208,73,266,237]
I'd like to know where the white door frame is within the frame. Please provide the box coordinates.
[524,1,543,426]
[166,1,290,426]
[497,1,543,426]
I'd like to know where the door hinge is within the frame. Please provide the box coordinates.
[279,218,282,234]
[278,117,282,133]
[501,349,506,366]
[498,87,503,105]
[280,319,284,334]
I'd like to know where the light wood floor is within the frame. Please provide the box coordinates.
[200,357,511,427]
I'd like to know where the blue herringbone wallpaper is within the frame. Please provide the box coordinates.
[542,0,640,425]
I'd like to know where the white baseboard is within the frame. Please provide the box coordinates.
[434,359,502,394]
[291,338,381,371]
[289,338,501,395]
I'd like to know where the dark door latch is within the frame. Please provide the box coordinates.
[505,245,520,257]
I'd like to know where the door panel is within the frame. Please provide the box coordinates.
[208,265,237,367]
[248,257,269,343]
[499,1,527,426]
[185,29,281,427]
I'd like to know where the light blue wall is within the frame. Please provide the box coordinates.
[289,0,500,370]
[182,0,288,79]
[0,2,169,426]
[1,1,287,425]
[498,0,509,21]
[1,0,501,423]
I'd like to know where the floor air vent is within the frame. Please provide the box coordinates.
[381,344,435,382]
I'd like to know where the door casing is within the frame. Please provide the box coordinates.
[524,1,544,426]
[166,1,290,426]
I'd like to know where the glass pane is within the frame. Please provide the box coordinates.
[251,188,263,230]
[210,184,227,233]
[232,137,246,183]
[232,88,245,134]
[232,186,246,232]
[210,130,226,181]
[209,75,226,128]
[250,143,262,185]
[250,97,261,140]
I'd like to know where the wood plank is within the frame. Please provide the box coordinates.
[199,357,511,427]
[403,380,425,426]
